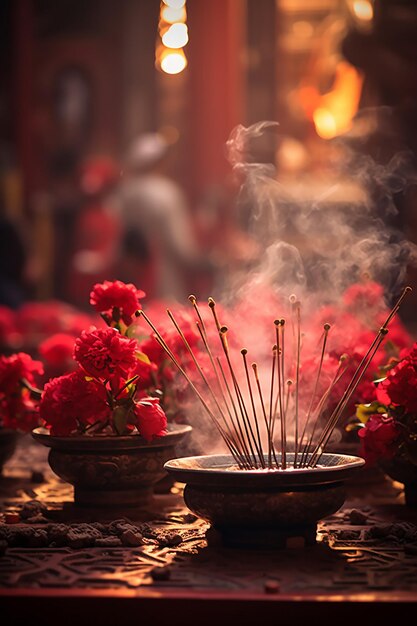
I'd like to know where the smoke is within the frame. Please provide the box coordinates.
[155,114,417,460]
[222,115,417,307]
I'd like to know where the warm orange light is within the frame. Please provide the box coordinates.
[162,23,188,48]
[160,49,187,74]
[161,5,186,24]
[163,0,185,9]
[352,0,373,22]
[313,108,337,140]
[312,61,363,139]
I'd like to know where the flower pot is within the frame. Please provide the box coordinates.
[165,452,365,548]
[380,456,417,507]
[32,423,192,508]
[0,429,19,474]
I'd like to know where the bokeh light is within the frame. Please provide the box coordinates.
[162,0,186,9]
[161,5,187,24]
[352,0,373,22]
[160,49,188,75]
[161,23,189,49]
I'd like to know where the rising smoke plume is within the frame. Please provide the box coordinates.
[222,115,417,309]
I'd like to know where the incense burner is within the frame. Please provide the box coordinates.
[165,452,364,547]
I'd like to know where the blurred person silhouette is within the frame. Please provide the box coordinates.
[68,156,121,307]
[49,150,82,301]
[114,133,200,300]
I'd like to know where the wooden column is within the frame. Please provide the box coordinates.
[186,0,246,201]
[12,0,36,204]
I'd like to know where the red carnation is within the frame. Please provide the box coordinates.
[0,353,43,394]
[39,333,76,368]
[1,394,39,432]
[74,327,137,381]
[132,356,158,391]
[90,280,145,325]
[40,370,110,435]
[134,397,167,441]
[358,414,399,465]
[378,358,417,414]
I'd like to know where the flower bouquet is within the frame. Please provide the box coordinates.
[0,281,191,507]
[355,341,417,505]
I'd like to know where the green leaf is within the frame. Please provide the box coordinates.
[355,401,386,423]
[135,351,151,365]
[113,406,128,435]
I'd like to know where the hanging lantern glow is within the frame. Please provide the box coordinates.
[160,49,188,75]
[162,0,185,8]
[161,5,187,24]
[156,1,188,75]
[162,23,189,49]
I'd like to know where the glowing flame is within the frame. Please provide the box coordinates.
[352,0,374,22]
[162,23,189,49]
[160,49,187,75]
[313,109,337,140]
[161,5,186,24]
[312,61,363,139]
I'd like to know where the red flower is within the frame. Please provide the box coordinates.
[378,358,417,414]
[140,335,165,367]
[358,414,399,465]
[90,280,145,325]
[39,333,76,367]
[39,370,110,435]
[400,342,417,364]
[17,301,79,336]
[132,356,158,391]
[0,353,43,394]
[134,397,167,441]
[74,327,137,381]
[1,394,39,432]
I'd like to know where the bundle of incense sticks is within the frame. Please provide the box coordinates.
[137,286,411,471]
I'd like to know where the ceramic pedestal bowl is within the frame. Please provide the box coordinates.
[165,452,365,547]
[32,423,192,508]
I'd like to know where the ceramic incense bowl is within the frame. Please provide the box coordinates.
[32,423,192,508]
[165,452,365,548]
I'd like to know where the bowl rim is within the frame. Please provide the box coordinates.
[32,422,192,451]
[164,452,365,487]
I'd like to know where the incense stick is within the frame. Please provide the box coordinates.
[310,286,411,466]
[275,320,286,469]
[297,323,330,467]
[242,349,265,468]
[252,362,279,467]
[166,308,247,464]
[219,326,262,467]
[300,354,348,467]
[310,328,388,466]
[136,285,411,473]
[137,310,245,467]
[293,302,301,467]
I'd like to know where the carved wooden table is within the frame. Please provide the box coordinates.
[1,437,417,625]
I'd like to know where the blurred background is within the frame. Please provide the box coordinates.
[1,0,417,325]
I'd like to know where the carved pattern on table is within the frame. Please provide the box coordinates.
[1,440,417,594]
